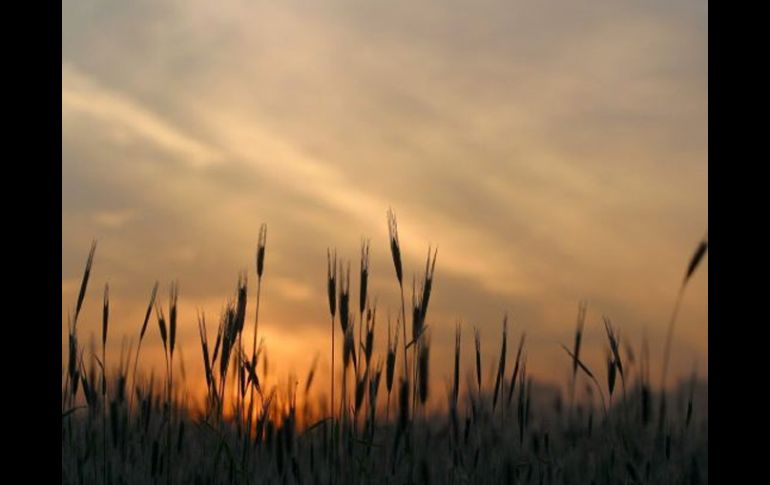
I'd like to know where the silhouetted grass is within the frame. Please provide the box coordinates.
[62,217,707,485]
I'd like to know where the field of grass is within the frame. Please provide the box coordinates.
[61,214,707,484]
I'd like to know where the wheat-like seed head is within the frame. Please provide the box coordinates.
[156,305,168,356]
[493,314,508,411]
[339,261,350,334]
[74,239,97,330]
[474,326,482,393]
[387,315,398,394]
[139,282,158,342]
[453,321,461,408]
[507,332,526,406]
[418,332,431,405]
[684,235,708,285]
[327,248,337,318]
[572,301,588,382]
[359,238,370,316]
[387,208,403,287]
[102,283,110,348]
[606,349,617,399]
[169,282,179,359]
[257,223,267,279]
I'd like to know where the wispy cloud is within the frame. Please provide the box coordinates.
[62,63,224,169]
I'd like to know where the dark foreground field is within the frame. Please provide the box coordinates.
[62,218,708,484]
[62,374,707,484]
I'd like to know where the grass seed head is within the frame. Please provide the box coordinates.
[418,333,431,405]
[343,322,356,370]
[74,239,97,328]
[197,312,212,391]
[304,353,319,396]
[355,372,367,413]
[572,301,588,381]
[387,208,403,287]
[102,283,110,348]
[68,331,79,391]
[493,314,508,410]
[474,327,482,393]
[387,315,398,394]
[369,363,383,423]
[419,246,438,324]
[327,248,337,318]
[234,275,248,335]
[155,306,168,352]
[365,303,376,367]
[507,332,526,406]
[339,261,350,334]
[139,282,159,342]
[606,351,617,399]
[257,223,267,278]
[453,321,461,407]
[411,277,422,343]
[169,282,178,359]
[359,238,369,316]
[684,236,708,285]
[603,317,624,384]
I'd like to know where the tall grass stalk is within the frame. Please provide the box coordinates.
[101,283,109,485]
[130,282,158,416]
[659,235,707,426]
[247,224,267,442]
[387,208,408,381]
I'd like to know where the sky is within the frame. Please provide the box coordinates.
[62,0,707,409]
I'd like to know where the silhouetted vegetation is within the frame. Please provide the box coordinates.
[62,213,707,484]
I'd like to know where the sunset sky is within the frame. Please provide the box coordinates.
[62,0,707,407]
